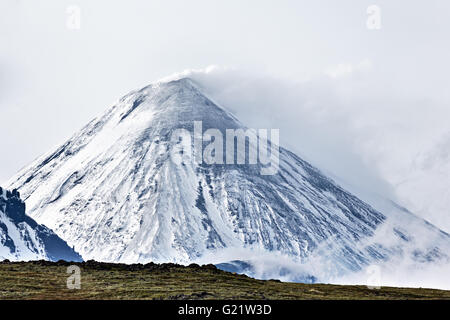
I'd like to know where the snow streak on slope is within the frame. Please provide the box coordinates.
[6,78,450,281]
[0,187,82,261]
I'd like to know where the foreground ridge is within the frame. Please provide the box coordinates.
[0,260,449,300]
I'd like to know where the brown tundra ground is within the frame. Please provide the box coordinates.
[0,260,449,300]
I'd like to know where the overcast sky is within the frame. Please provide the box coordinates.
[1,0,450,231]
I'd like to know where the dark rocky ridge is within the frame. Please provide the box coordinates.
[0,186,82,262]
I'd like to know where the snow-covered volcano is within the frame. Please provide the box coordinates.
[6,78,450,280]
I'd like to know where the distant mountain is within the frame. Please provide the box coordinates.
[6,78,449,281]
[0,186,82,262]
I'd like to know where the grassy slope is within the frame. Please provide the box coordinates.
[0,260,449,300]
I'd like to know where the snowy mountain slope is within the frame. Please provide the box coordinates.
[0,186,82,261]
[6,78,450,279]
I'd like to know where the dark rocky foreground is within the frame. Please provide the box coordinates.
[0,260,449,300]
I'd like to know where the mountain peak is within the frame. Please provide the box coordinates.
[111,76,240,134]
[5,79,449,282]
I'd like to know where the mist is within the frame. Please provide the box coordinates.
[160,65,450,233]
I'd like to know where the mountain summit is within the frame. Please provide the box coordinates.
[6,78,450,280]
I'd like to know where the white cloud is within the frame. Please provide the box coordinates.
[325,59,373,78]
[167,65,450,233]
